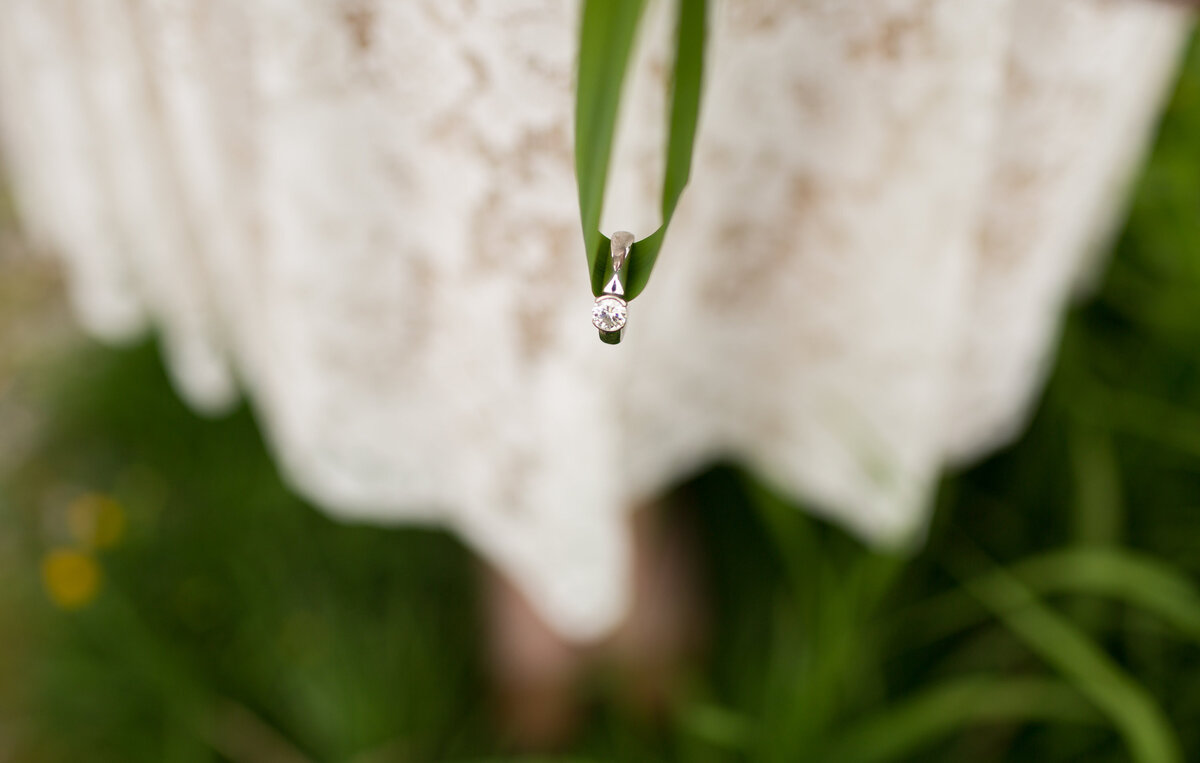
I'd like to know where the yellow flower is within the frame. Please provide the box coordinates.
[66,493,126,549]
[41,549,101,609]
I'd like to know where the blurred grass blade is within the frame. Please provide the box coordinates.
[575,0,707,299]
[202,699,314,763]
[454,759,598,763]
[964,565,1182,763]
[1070,427,1123,547]
[676,702,753,751]
[824,676,1100,763]
[898,547,1200,647]
[453,758,598,763]
[741,471,822,586]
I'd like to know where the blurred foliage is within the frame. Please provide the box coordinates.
[5,24,1200,763]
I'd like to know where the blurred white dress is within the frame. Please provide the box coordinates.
[0,0,1191,639]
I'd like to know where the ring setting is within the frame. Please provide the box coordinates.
[593,231,634,344]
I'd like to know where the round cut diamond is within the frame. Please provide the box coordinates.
[592,296,627,332]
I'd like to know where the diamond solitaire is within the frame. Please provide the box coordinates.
[592,296,628,333]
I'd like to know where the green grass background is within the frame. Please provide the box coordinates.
[5,26,1200,763]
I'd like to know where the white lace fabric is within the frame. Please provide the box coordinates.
[0,0,1191,639]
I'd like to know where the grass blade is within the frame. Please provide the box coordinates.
[575,0,647,290]
[575,0,707,298]
[963,565,1182,763]
[898,547,1200,647]
[824,675,1100,763]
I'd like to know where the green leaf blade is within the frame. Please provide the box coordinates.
[575,0,707,299]
[964,566,1183,763]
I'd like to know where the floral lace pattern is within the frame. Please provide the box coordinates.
[0,0,1190,638]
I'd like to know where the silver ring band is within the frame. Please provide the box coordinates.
[592,231,633,344]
